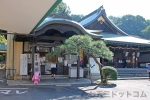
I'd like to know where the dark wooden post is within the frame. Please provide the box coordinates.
[31,45,35,77]
[77,56,80,79]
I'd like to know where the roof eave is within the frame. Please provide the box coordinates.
[30,0,62,34]
[104,40,150,47]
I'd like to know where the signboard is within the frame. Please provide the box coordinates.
[89,57,100,74]
[34,53,41,75]
[20,54,28,75]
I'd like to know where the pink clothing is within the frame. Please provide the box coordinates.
[32,72,40,85]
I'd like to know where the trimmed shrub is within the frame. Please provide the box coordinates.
[102,66,118,83]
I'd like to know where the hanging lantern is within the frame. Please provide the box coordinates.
[28,54,30,59]
[137,52,140,57]
[28,43,32,51]
[69,55,72,59]
[52,47,54,51]
[64,60,67,66]
[132,52,135,56]
[36,46,39,50]
[125,52,129,57]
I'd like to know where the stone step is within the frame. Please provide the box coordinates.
[118,74,149,77]
[41,75,69,79]
[22,75,69,79]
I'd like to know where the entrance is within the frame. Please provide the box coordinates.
[24,47,68,76]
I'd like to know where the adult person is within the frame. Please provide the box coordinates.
[79,57,83,67]
[50,60,57,79]
[147,63,150,81]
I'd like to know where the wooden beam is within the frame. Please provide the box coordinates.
[36,36,67,41]
[0,32,34,36]
[32,41,62,47]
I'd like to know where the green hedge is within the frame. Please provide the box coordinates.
[102,66,118,83]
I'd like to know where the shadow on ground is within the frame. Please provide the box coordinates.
[98,83,117,88]
[0,69,7,86]
[25,84,111,100]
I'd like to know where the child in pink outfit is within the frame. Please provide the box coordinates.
[32,71,40,85]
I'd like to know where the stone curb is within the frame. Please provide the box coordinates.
[7,83,91,86]
[7,81,91,86]
[7,77,149,86]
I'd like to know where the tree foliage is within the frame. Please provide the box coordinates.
[141,25,150,39]
[46,35,113,83]
[109,15,150,39]
[51,1,84,21]
[0,35,7,44]
[0,54,6,62]
[46,35,113,60]
[52,2,71,14]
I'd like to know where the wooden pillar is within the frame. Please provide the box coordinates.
[135,51,138,67]
[102,58,104,64]
[31,45,35,77]
[77,56,80,79]
[6,34,14,79]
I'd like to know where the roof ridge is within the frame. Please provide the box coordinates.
[78,5,103,22]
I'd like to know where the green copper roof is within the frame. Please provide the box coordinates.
[101,32,150,46]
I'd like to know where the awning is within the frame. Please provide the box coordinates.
[0,0,61,34]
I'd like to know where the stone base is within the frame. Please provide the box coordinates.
[14,75,22,80]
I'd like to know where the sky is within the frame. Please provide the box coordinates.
[63,0,150,20]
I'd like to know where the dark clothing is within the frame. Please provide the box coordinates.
[149,72,150,79]
[51,68,57,75]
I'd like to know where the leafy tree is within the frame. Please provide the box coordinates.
[0,35,7,44]
[45,35,113,83]
[109,15,148,38]
[141,25,150,39]
[0,54,5,62]
[146,20,150,26]
[51,1,84,21]
[70,14,84,22]
[52,2,71,14]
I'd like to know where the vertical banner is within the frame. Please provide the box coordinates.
[89,57,100,74]
[79,48,83,60]
[34,53,41,75]
[20,54,28,75]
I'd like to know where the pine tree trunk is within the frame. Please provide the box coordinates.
[84,52,104,83]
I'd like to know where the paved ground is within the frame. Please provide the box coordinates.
[1,70,150,100]
[0,80,150,100]
[0,69,7,87]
